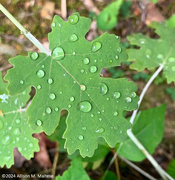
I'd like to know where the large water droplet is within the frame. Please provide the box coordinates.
[82,127,87,130]
[36,120,42,126]
[2,135,12,145]
[83,58,90,65]
[91,42,102,52]
[46,107,52,114]
[0,119,4,130]
[30,52,39,60]
[52,47,65,60]
[131,92,136,98]
[114,111,118,116]
[69,34,78,42]
[78,135,84,140]
[15,119,21,124]
[70,97,75,102]
[68,14,79,24]
[100,83,108,95]
[48,78,53,84]
[95,127,104,133]
[114,92,121,99]
[168,57,175,62]
[36,70,45,78]
[126,97,132,102]
[79,101,92,112]
[49,93,56,100]
[90,66,97,73]
[20,80,24,85]
[80,85,86,91]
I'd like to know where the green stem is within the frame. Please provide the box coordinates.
[0,4,50,56]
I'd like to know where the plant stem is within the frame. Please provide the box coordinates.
[0,4,50,56]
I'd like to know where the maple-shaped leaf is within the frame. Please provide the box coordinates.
[5,13,139,157]
[0,75,39,168]
[127,22,175,83]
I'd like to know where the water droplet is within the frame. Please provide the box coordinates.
[49,93,56,100]
[115,55,119,60]
[30,52,39,60]
[109,60,113,63]
[69,33,78,42]
[90,66,97,73]
[68,104,72,108]
[91,114,94,117]
[168,57,175,62]
[115,35,119,39]
[58,23,61,27]
[37,85,42,90]
[91,42,102,52]
[114,111,118,116]
[100,83,108,95]
[157,54,163,59]
[29,143,33,147]
[172,66,175,71]
[68,14,79,24]
[0,119,4,130]
[140,39,145,44]
[83,58,90,65]
[81,69,85,73]
[51,22,56,28]
[2,135,12,145]
[15,119,21,124]
[70,97,75,102]
[95,127,104,133]
[94,59,98,63]
[20,80,24,85]
[117,47,122,53]
[60,91,63,94]
[36,120,42,126]
[36,70,45,78]
[13,128,21,135]
[78,135,84,141]
[79,101,92,112]
[82,127,86,130]
[52,47,65,60]
[46,107,52,114]
[126,97,132,102]
[107,98,110,100]
[72,51,76,55]
[99,118,102,121]
[41,65,45,68]
[120,130,123,134]
[48,78,53,84]
[55,107,59,112]
[114,92,121,99]
[80,85,86,91]
[131,92,136,98]
[145,49,152,59]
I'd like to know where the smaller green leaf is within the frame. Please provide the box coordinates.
[118,104,166,161]
[167,159,175,178]
[56,157,90,180]
[97,0,123,31]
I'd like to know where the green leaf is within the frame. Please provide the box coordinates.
[165,87,175,100]
[0,75,39,168]
[56,157,90,180]
[102,171,118,180]
[5,13,139,157]
[119,104,166,161]
[127,22,175,83]
[97,0,123,31]
[167,159,175,178]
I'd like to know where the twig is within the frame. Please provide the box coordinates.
[51,141,59,178]
[61,0,67,20]
[111,148,121,180]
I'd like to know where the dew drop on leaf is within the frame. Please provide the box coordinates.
[126,97,132,102]
[115,55,119,60]
[30,52,39,60]
[114,92,121,99]
[70,97,75,102]
[68,104,72,108]
[36,70,45,78]
[69,33,78,42]
[91,114,94,117]
[82,127,87,130]
[29,143,34,147]
[117,47,122,53]
[79,101,92,112]
[131,92,136,98]
[13,128,21,135]
[0,119,4,130]
[15,119,21,124]
[36,120,42,126]
[115,35,119,39]
[51,22,56,28]
[90,66,97,73]
[81,69,85,73]
[49,93,56,100]
[48,78,53,84]
[95,127,104,133]
[37,85,42,90]
[83,58,90,65]
[91,42,102,52]
[145,49,152,59]
[2,135,12,145]
[73,52,76,55]
[20,80,24,85]
[41,65,45,68]
[99,118,102,121]
[80,85,86,91]
[78,135,84,140]
[55,107,59,112]
[168,57,175,62]
[114,111,118,116]
[52,47,65,60]
[139,39,145,44]
[68,14,79,24]
[46,107,52,114]
[100,83,108,95]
